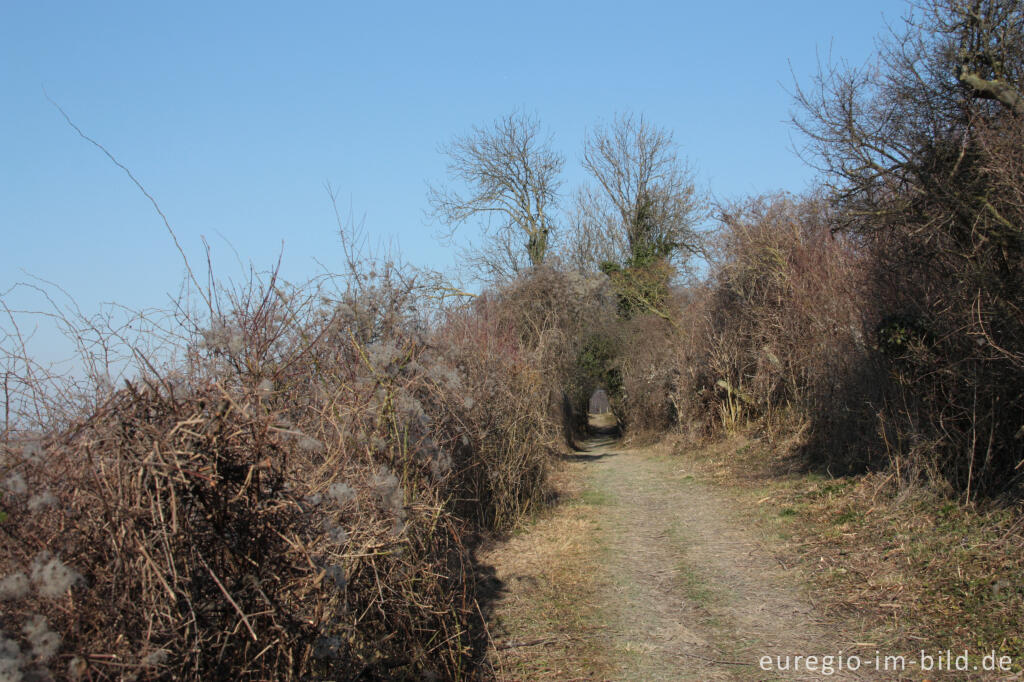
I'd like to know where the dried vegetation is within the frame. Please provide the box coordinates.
[0,237,599,679]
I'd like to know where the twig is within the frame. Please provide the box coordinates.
[45,91,211,311]
[675,650,750,666]
[493,637,558,651]
[198,554,259,641]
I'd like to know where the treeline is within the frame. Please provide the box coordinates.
[1,0,1022,678]
[430,0,1024,500]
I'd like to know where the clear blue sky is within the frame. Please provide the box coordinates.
[2,0,906,364]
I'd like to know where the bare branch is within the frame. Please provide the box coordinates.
[45,93,212,312]
[577,113,704,270]
[427,111,564,281]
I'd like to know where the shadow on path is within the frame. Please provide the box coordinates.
[563,411,623,462]
[470,411,622,670]
[563,450,619,462]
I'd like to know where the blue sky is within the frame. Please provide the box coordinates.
[2,0,906,364]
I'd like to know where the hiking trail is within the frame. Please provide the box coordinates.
[478,429,880,680]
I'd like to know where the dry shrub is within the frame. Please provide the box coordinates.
[435,266,614,529]
[438,311,555,532]
[483,265,614,381]
[0,320,489,679]
[673,194,883,470]
[857,116,1024,496]
[612,313,679,436]
[0,248,578,678]
[485,265,685,440]
[787,0,1024,496]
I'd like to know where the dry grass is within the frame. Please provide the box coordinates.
[681,432,1024,673]
[477,463,615,680]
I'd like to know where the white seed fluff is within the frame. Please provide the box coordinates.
[66,656,87,681]
[326,482,355,506]
[297,435,326,454]
[0,635,23,682]
[0,635,21,660]
[27,491,57,512]
[257,379,274,397]
[0,574,29,601]
[324,565,346,589]
[2,474,26,496]
[30,554,81,599]
[22,615,61,663]
[326,525,349,545]
[141,649,169,667]
[19,441,43,464]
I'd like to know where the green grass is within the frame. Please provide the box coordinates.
[673,562,716,605]
[831,509,861,525]
[579,486,616,506]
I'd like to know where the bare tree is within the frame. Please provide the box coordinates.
[564,114,704,321]
[951,0,1024,114]
[428,111,564,282]
[792,0,1024,236]
[576,113,703,271]
[561,186,623,275]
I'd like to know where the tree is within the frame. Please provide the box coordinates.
[428,111,564,282]
[792,0,1023,241]
[792,0,1024,495]
[578,113,703,271]
[568,113,703,319]
[561,186,622,275]
[951,0,1024,115]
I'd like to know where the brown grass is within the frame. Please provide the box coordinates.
[681,432,1024,673]
[477,463,615,680]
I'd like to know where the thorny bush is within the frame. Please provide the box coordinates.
[0,255,573,679]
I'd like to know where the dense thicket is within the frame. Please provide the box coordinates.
[789,0,1024,494]
[0,256,607,678]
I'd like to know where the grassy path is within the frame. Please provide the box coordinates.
[479,438,879,680]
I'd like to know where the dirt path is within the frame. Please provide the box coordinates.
[479,438,879,680]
